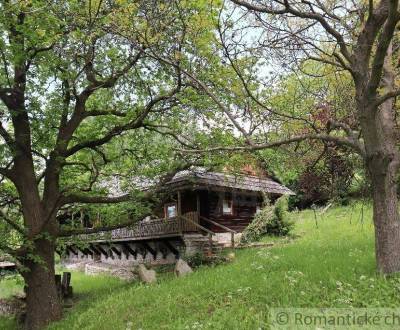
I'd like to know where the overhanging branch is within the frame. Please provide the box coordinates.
[180,133,365,157]
[64,86,180,157]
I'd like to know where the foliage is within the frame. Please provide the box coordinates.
[289,147,355,209]
[182,251,227,269]
[0,0,227,260]
[240,196,293,244]
[0,274,23,298]
[182,252,209,268]
[252,63,361,207]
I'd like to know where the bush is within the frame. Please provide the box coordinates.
[182,251,227,268]
[290,147,355,209]
[182,252,208,268]
[240,197,293,244]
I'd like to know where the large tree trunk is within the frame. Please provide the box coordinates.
[368,155,400,274]
[22,238,62,330]
[361,43,400,274]
[14,164,63,329]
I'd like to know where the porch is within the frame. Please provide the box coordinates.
[80,211,237,248]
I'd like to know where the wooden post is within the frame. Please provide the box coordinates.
[177,191,182,216]
[177,191,182,233]
[231,232,235,249]
[196,192,200,219]
[208,233,213,256]
[55,274,62,299]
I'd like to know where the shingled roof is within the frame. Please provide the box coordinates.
[166,169,295,195]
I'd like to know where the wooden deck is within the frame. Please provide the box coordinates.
[78,212,237,249]
[81,216,197,242]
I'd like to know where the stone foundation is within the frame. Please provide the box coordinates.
[62,238,184,271]
[213,232,242,247]
[84,262,137,281]
[62,233,234,274]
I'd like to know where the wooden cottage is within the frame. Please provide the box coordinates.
[63,169,294,266]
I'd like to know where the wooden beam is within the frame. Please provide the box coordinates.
[67,246,78,256]
[107,245,115,260]
[96,244,109,259]
[121,242,137,258]
[111,245,122,259]
[158,242,169,258]
[76,246,87,256]
[84,247,93,257]
[142,242,157,260]
[164,240,180,258]
[88,244,101,255]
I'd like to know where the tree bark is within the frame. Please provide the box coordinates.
[369,160,400,274]
[22,238,62,330]
[13,159,63,329]
[361,43,400,274]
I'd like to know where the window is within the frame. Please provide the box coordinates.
[222,198,233,215]
[165,203,177,219]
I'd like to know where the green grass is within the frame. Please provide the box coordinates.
[2,202,400,329]
[0,275,24,300]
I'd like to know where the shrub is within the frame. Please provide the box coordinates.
[291,147,355,209]
[240,196,293,244]
[182,251,227,268]
[182,252,207,268]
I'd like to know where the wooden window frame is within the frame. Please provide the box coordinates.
[222,197,233,215]
[164,202,177,219]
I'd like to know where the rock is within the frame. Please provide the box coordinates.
[237,242,274,249]
[110,268,137,282]
[174,259,193,277]
[137,264,156,284]
[226,252,235,261]
[64,261,90,272]
[85,262,137,281]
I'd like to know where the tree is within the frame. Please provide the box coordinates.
[0,1,215,328]
[170,0,400,274]
[227,0,400,275]
[225,0,400,274]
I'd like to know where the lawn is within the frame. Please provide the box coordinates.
[2,202,400,329]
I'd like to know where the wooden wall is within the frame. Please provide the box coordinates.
[199,190,264,233]
[155,188,273,233]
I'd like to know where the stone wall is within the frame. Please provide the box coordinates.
[63,239,184,268]
[213,232,242,247]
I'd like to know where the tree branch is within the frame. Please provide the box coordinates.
[374,88,400,106]
[64,86,180,157]
[231,0,353,63]
[180,133,365,157]
[55,49,144,151]
[367,0,400,98]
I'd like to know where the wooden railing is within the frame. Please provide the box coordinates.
[79,214,235,249]
[180,215,214,251]
[81,217,182,241]
[200,216,237,248]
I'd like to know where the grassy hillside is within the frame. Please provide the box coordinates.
[2,202,400,329]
